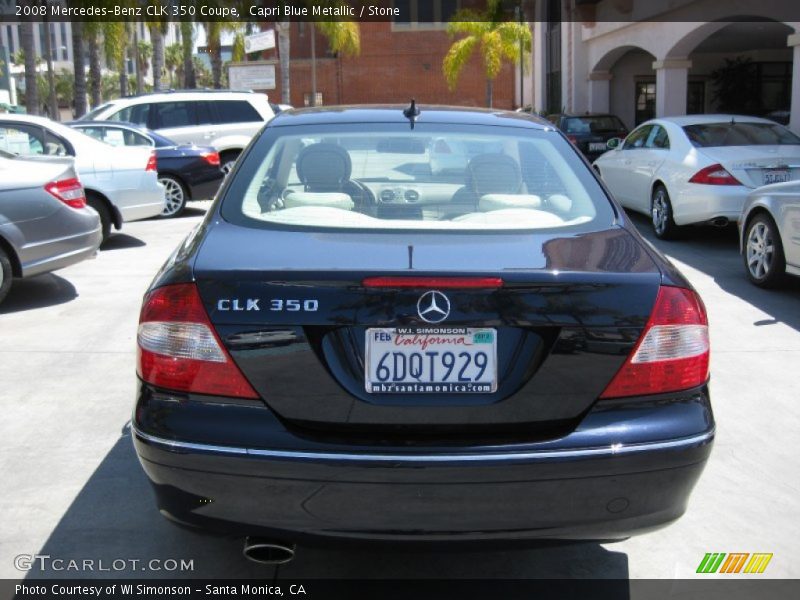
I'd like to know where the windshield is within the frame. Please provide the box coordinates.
[684,122,800,147]
[564,116,626,134]
[222,123,613,232]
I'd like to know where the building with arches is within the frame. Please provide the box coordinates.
[529,0,800,132]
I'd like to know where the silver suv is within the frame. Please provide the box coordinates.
[80,90,274,174]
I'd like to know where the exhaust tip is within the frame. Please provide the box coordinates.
[710,217,730,228]
[243,537,296,565]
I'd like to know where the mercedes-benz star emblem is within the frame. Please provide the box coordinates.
[417,290,451,324]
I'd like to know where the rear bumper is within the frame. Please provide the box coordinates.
[186,172,224,201]
[133,385,714,542]
[112,183,166,222]
[671,185,749,226]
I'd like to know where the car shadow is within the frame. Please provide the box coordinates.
[27,425,629,586]
[629,213,800,333]
[101,233,147,251]
[0,273,77,314]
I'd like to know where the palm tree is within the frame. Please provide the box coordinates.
[84,21,102,107]
[180,20,196,88]
[71,21,87,118]
[19,21,38,114]
[443,0,531,108]
[149,24,167,92]
[137,40,153,93]
[165,43,182,89]
[309,21,360,106]
[102,22,128,97]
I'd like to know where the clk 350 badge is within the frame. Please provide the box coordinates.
[216,299,319,312]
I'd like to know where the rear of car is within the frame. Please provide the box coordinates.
[0,152,101,304]
[132,107,713,544]
[553,114,628,162]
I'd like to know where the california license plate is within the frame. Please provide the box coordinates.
[365,327,497,394]
[764,170,789,184]
[589,142,607,152]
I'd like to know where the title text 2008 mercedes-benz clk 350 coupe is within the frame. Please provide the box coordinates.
[132,105,713,559]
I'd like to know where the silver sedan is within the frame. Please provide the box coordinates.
[740,180,800,287]
[0,151,101,305]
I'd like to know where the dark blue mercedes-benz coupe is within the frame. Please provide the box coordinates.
[132,104,713,562]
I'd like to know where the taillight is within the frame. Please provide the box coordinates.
[688,163,740,185]
[600,286,709,399]
[567,135,578,145]
[362,276,503,289]
[137,283,258,398]
[44,177,86,209]
[201,151,220,167]
[145,150,157,172]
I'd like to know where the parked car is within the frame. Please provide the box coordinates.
[269,102,294,114]
[0,151,101,305]
[132,105,713,557]
[79,90,275,175]
[0,114,164,241]
[546,113,629,162]
[68,121,224,218]
[740,180,800,287]
[593,115,800,239]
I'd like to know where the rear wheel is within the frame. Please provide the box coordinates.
[744,213,786,288]
[159,175,188,218]
[0,246,13,306]
[651,185,680,240]
[220,151,240,176]
[87,194,111,243]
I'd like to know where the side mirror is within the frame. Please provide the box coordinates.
[607,137,622,150]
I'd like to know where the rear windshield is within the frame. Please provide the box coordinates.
[221,123,614,232]
[563,116,626,134]
[683,122,800,147]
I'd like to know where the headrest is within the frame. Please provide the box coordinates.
[296,143,352,189]
[282,192,354,211]
[479,194,542,212]
[466,153,521,195]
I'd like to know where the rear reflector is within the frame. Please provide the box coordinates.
[44,177,86,209]
[688,163,740,185]
[145,151,157,172]
[600,286,709,399]
[363,276,504,289]
[201,151,221,167]
[137,283,258,398]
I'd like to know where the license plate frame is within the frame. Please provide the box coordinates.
[764,169,790,185]
[365,327,498,394]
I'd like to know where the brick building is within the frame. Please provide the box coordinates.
[256,20,519,110]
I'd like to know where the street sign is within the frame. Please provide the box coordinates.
[244,30,276,54]
[229,64,276,91]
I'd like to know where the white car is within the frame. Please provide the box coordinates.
[593,115,800,239]
[0,114,165,241]
[80,90,274,175]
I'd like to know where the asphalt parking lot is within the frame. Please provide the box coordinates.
[1,203,799,582]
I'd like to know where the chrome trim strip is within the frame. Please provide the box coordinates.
[133,427,714,464]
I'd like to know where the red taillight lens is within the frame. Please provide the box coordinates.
[145,151,157,172]
[688,163,740,185]
[567,135,578,145]
[599,286,709,399]
[44,177,86,209]
[201,151,221,167]
[137,283,258,398]
[362,277,503,289]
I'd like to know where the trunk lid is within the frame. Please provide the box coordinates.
[193,222,662,434]
[700,145,800,188]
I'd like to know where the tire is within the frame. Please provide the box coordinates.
[86,194,111,243]
[744,213,786,288]
[159,175,188,218]
[0,246,13,306]
[650,185,680,240]
[220,151,240,177]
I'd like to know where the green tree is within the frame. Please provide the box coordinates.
[165,43,182,89]
[443,0,531,107]
[19,20,38,114]
[102,22,128,97]
[137,40,153,94]
[71,21,87,117]
[84,21,103,108]
[309,20,360,106]
[180,20,196,88]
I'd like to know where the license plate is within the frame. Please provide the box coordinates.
[764,170,789,184]
[589,142,607,152]
[365,327,497,394]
